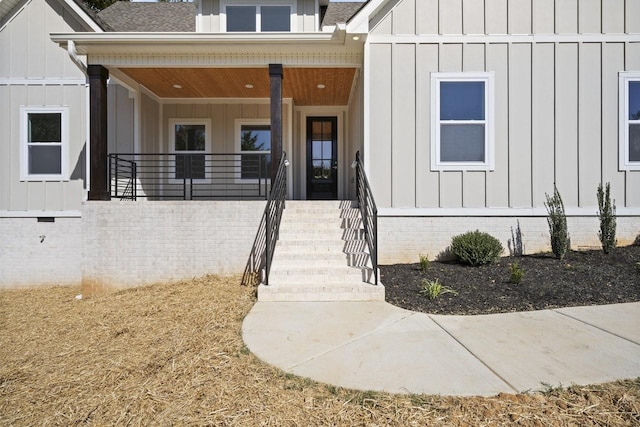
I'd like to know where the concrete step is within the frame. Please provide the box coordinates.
[270,264,372,276]
[273,251,371,266]
[257,282,384,302]
[277,218,363,230]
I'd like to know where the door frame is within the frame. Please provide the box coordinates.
[306,116,338,200]
[295,107,347,200]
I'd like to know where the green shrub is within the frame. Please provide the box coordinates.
[545,185,569,260]
[450,230,504,266]
[597,182,617,254]
[509,262,524,284]
[418,254,430,272]
[419,279,457,300]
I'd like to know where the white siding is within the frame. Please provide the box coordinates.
[0,0,90,211]
[366,0,640,211]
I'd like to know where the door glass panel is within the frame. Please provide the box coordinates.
[312,140,322,159]
[322,140,332,158]
[312,160,322,178]
[322,160,331,178]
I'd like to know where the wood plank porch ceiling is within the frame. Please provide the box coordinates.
[120,67,357,106]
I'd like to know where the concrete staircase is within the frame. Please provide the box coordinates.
[257,200,385,302]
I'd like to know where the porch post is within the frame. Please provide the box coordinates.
[87,65,110,201]
[269,64,283,182]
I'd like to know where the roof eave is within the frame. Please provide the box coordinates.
[51,30,347,54]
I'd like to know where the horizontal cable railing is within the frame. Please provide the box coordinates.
[355,151,379,286]
[108,153,271,201]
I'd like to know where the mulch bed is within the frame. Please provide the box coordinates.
[381,245,640,316]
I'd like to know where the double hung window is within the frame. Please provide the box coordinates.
[21,107,68,181]
[169,119,211,181]
[430,72,494,171]
[620,72,640,170]
[236,120,271,180]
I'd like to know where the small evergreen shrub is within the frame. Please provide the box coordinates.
[418,254,430,272]
[509,262,524,284]
[545,185,569,260]
[597,182,617,254]
[450,230,504,266]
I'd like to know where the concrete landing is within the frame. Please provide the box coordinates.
[242,301,640,396]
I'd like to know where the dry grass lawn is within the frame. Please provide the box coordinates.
[1,276,639,426]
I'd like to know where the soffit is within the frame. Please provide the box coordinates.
[119,67,357,106]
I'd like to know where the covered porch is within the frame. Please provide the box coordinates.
[52,30,365,201]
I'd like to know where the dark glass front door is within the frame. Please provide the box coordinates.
[306,117,338,200]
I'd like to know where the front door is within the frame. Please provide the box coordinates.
[306,117,338,200]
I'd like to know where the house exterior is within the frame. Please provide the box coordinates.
[1,0,638,291]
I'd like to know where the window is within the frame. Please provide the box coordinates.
[430,72,495,171]
[21,107,68,181]
[221,1,295,32]
[169,119,211,181]
[619,72,640,170]
[236,119,271,180]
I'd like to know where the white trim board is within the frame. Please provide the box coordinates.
[0,78,86,86]
[367,34,640,44]
[0,210,82,218]
[378,207,640,217]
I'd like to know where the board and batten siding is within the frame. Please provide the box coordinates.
[0,0,91,211]
[366,0,640,210]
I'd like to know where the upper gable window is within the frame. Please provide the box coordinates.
[619,72,640,170]
[221,1,296,32]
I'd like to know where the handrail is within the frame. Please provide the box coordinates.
[263,152,288,286]
[108,152,270,200]
[355,151,379,286]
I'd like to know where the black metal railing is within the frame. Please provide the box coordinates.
[108,153,271,201]
[263,153,287,286]
[355,151,379,286]
[109,156,137,200]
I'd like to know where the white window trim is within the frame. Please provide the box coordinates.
[235,118,271,183]
[430,72,495,171]
[168,118,212,183]
[20,106,69,181]
[619,71,640,171]
[220,0,297,32]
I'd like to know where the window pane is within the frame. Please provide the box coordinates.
[312,140,322,159]
[440,124,485,162]
[440,81,485,120]
[28,113,61,142]
[175,125,205,151]
[630,82,640,120]
[241,125,270,151]
[262,6,290,31]
[29,146,61,174]
[227,6,256,31]
[630,124,640,162]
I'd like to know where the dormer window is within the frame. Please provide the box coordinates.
[221,1,296,32]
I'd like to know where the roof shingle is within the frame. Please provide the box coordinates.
[98,1,195,32]
[321,2,365,27]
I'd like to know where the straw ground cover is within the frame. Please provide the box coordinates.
[1,276,639,425]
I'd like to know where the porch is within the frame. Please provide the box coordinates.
[108,152,272,200]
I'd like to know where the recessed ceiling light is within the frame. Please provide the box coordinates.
[317,84,326,89]
[173,84,182,89]
[352,35,360,41]
[245,84,254,89]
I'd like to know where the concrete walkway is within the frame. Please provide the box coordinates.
[242,301,640,396]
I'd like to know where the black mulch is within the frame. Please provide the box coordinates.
[380,245,640,316]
